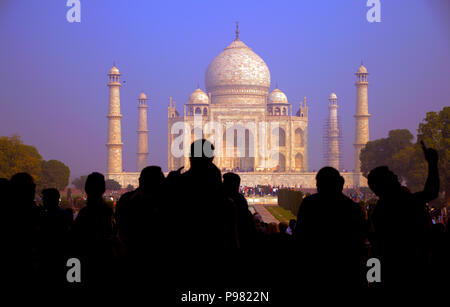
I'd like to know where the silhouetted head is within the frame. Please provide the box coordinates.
[266,222,279,235]
[278,222,288,234]
[289,219,296,230]
[368,166,401,198]
[315,167,344,194]
[85,172,105,199]
[139,166,165,190]
[223,172,241,195]
[189,139,214,169]
[42,188,60,209]
[10,172,36,202]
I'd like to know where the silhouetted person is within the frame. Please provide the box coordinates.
[0,178,10,205]
[278,221,288,234]
[116,166,165,256]
[42,188,72,229]
[265,222,290,252]
[294,167,367,287]
[72,172,115,285]
[40,188,71,284]
[429,222,448,284]
[11,172,40,235]
[167,139,234,250]
[11,173,41,283]
[368,141,439,286]
[0,178,11,227]
[286,219,296,235]
[11,172,37,213]
[223,172,257,248]
[165,139,236,288]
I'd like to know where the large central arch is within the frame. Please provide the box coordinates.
[222,124,255,171]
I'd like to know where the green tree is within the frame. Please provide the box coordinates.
[105,179,121,191]
[126,184,134,192]
[360,129,414,177]
[72,175,88,191]
[0,135,42,179]
[361,107,449,197]
[392,144,427,192]
[416,107,450,199]
[37,160,71,191]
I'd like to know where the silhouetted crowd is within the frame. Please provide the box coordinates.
[16,139,450,295]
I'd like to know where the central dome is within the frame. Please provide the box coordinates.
[205,38,271,97]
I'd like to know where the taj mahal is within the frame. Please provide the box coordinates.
[105,24,369,189]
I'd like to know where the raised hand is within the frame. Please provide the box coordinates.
[421,140,438,164]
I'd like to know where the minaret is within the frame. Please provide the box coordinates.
[137,92,149,171]
[106,65,123,174]
[354,63,370,174]
[326,92,341,170]
[167,97,178,171]
[298,96,308,118]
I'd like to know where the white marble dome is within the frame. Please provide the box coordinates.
[205,39,271,94]
[268,88,288,104]
[329,92,337,100]
[188,88,209,104]
[139,92,147,100]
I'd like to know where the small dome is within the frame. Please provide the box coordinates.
[188,88,209,104]
[139,92,147,100]
[329,92,337,100]
[109,65,120,75]
[357,64,367,74]
[268,88,288,104]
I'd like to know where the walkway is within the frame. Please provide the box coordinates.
[251,203,279,224]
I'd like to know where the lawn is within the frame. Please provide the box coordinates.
[264,205,296,223]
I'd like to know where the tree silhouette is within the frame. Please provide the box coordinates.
[105,179,121,191]
[0,135,42,179]
[361,107,449,197]
[37,159,70,191]
[360,129,414,178]
[72,175,87,191]
[417,107,449,199]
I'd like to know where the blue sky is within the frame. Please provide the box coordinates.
[0,0,449,179]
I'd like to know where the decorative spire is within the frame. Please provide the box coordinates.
[235,21,240,40]
[197,82,200,89]
[276,81,278,89]
[303,96,307,107]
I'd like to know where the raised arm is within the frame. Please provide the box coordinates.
[420,141,439,202]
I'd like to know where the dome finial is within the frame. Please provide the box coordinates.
[276,81,278,89]
[197,82,200,89]
[235,21,240,40]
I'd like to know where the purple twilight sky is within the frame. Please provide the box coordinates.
[0,0,449,180]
